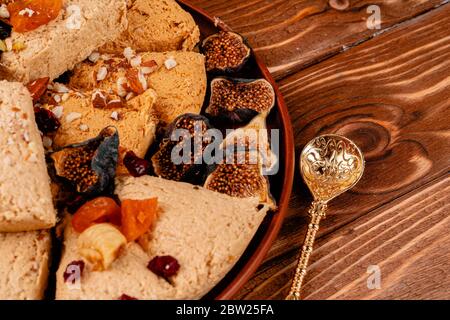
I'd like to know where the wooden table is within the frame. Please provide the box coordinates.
[191,0,450,300]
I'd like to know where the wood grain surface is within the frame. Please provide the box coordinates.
[189,0,450,299]
[190,0,447,79]
[267,176,450,300]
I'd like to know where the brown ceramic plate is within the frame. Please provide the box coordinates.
[177,1,295,299]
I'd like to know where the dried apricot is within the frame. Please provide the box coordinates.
[72,197,121,233]
[121,198,158,242]
[8,0,62,33]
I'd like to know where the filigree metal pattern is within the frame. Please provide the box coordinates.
[301,135,364,201]
[287,134,364,300]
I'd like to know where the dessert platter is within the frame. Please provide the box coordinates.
[0,0,294,300]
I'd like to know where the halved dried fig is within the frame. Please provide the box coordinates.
[51,127,119,195]
[206,77,275,125]
[151,114,211,183]
[205,113,277,209]
[221,113,278,175]
[204,162,275,209]
[202,31,251,73]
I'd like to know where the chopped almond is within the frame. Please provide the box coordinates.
[107,100,124,109]
[125,68,145,95]
[92,90,107,109]
[26,77,49,102]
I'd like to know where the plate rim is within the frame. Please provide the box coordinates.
[177,0,295,299]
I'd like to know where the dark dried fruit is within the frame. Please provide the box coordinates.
[205,114,277,209]
[204,163,275,209]
[221,113,277,172]
[51,127,119,195]
[151,114,211,183]
[66,194,89,214]
[202,31,251,73]
[63,260,85,283]
[54,70,74,84]
[0,20,12,40]
[147,256,180,279]
[206,77,275,125]
[34,106,61,134]
[27,77,50,102]
[119,294,138,300]
[123,151,150,177]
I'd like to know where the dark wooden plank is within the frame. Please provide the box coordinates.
[302,176,450,300]
[234,4,450,299]
[254,175,450,299]
[189,0,446,79]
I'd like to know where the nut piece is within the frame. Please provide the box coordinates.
[77,223,127,271]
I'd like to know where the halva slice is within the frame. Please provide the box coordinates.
[70,51,206,125]
[0,81,56,232]
[56,176,269,299]
[0,0,127,82]
[100,0,200,54]
[0,230,51,300]
[45,89,158,156]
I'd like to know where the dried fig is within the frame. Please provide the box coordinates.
[206,77,275,125]
[202,31,251,73]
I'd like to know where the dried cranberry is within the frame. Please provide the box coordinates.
[34,107,61,134]
[123,151,150,177]
[147,255,180,279]
[119,294,138,300]
[63,260,85,283]
[0,20,12,40]
[66,195,89,214]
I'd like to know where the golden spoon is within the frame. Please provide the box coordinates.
[286,134,365,300]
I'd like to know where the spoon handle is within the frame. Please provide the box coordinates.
[286,200,327,300]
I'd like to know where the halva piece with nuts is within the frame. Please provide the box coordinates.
[69,50,207,126]
[0,0,127,82]
[45,87,158,175]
